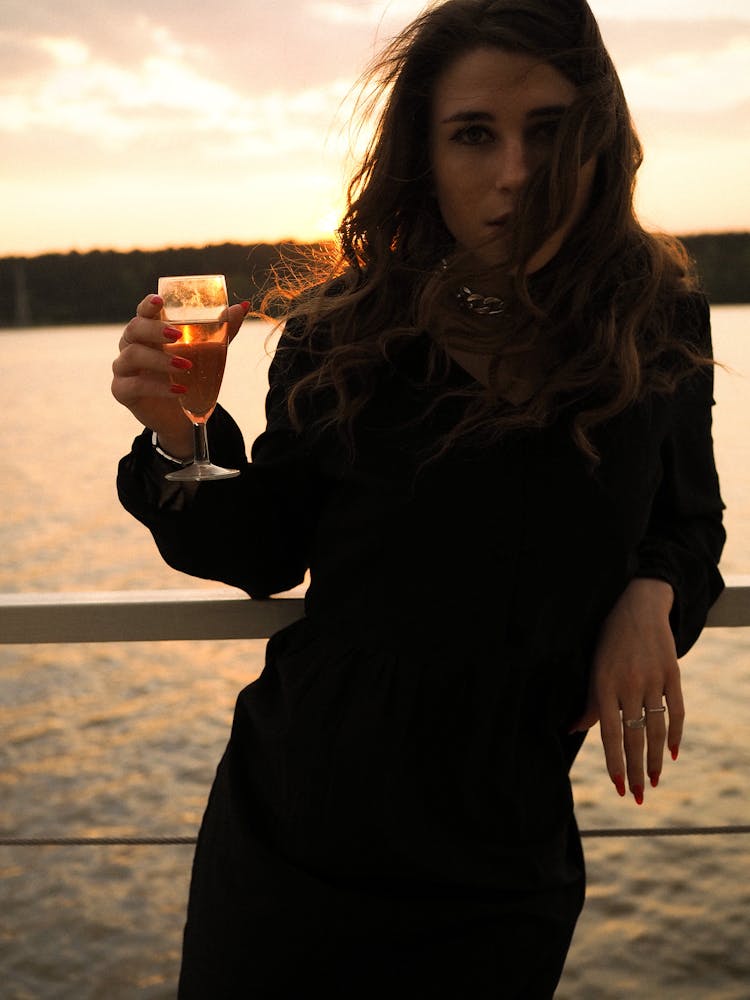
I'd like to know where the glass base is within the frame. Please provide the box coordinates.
[165,461,240,482]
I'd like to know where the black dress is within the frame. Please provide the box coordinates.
[118,293,724,999]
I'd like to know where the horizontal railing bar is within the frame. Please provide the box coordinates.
[1,825,748,847]
[1,577,749,644]
[581,825,750,838]
[0,586,306,644]
[705,575,750,627]
[0,837,198,847]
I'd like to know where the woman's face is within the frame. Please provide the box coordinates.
[430,47,596,276]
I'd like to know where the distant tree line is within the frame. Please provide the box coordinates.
[0,242,321,328]
[0,233,747,328]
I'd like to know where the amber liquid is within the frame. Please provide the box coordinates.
[164,321,228,423]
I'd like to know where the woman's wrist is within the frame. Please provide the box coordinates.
[628,576,675,615]
[151,430,193,465]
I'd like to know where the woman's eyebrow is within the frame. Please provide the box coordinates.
[526,104,569,118]
[439,109,494,124]
[440,103,570,125]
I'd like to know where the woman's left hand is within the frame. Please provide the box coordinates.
[571,577,684,804]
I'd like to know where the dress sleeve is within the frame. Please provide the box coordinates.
[116,325,327,599]
[635,294,726,656]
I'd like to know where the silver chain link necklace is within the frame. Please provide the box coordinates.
[455,285,507,316]
[441,260,507,316]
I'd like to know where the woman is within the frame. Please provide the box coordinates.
[113,1,725,996]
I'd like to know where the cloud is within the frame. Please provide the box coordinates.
[3,5,741,165]
[619,37,750,112]
[2,0,748,252]
[308,0,423,27]
[592,0,750,20]
[0,19,357,161]
[636,97,750,140]
[599,17,750,69]
[0,2,373,97]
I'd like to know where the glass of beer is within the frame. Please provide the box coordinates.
[158,274,240,482]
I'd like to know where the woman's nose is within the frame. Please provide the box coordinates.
[494,138,530,192]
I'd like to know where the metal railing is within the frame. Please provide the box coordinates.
[2,576,749,846]
[2,576,749,645]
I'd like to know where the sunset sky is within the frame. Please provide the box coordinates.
[1,0,748,257]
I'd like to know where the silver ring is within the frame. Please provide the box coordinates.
[623,713,647,730]
[646,706,666,713]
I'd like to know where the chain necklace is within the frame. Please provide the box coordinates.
[440,259,507,316]
[455,285,507,316]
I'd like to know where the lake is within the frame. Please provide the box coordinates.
[1,308,749,998]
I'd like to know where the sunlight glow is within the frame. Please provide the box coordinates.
[315,206,345,238]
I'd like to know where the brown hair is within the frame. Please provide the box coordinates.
[264,0,705,464]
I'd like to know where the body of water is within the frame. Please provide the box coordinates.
[1,310,749,998]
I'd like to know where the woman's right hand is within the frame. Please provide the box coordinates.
[111,293,249,459]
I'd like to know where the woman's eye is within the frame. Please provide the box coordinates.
[528,120,561,144]
[452,124,493,146]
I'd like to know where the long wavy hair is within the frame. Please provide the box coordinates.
[264,0,705,464]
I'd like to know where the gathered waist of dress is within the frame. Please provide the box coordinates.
[281,597,590,678]
[297,603,495,663]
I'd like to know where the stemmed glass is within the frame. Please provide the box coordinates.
[158,274,240,482]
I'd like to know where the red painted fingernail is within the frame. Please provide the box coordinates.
[613,774,626,797]
[241,300,251,313]
[170,357,192,370]
[163,326,181,341]
[150,295,163,306]
[648,771,660,788]
[633,785,644,805]
[169,384,187,394]
[670,745,679,761]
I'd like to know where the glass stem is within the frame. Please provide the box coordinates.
[192,422,211,465]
